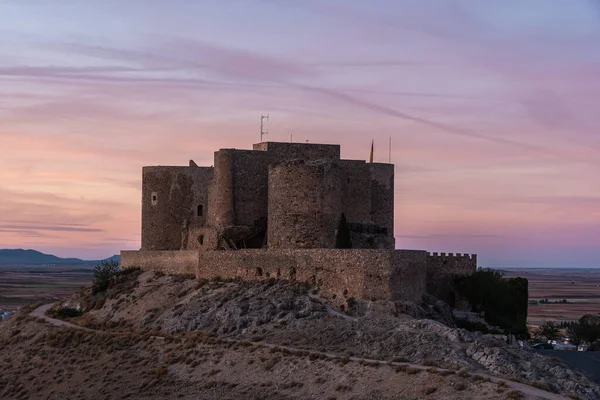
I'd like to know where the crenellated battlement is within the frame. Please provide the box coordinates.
[429,252,477,262]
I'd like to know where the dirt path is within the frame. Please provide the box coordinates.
[29,303,570,400]
[30,303,93,331]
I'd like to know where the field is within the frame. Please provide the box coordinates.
[502,268,600,326]
[0,264,93,311]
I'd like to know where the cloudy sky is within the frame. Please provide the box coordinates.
[1,0,599,267]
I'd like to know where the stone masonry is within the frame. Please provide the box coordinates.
[123,141,477,305]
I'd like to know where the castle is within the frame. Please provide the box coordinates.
[121,141,476,306]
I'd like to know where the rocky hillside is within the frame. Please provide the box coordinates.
[1,269,599,399]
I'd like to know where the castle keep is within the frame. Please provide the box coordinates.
[122,141,476,306]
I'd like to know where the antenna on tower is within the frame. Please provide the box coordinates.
[389,136,392,164]
[260,113,269,143]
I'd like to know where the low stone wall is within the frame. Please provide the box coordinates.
[119,248,439,305]
[121,250,198,275]
[197,249,427,304]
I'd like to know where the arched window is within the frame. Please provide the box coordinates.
[197,205,203,217]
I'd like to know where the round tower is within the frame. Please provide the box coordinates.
[267,159,341,249]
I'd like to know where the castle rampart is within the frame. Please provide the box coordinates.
[426,252,477,308]
[121,248,428,305]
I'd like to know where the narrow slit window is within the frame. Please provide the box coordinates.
[197,205,203,217]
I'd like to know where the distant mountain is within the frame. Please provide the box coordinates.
[0,249,120,265]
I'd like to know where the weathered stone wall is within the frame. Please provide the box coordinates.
[426,253,477,307]
[253,141,340,161]
[370,163,395,246]
[141,166,213,251]
[121,250,197,275]
[268,160,342,249]
[186,227,219,251]
[120,248,462,306]
[339,160,372,223]
[207,150,235,228]
[197,249,428,304]
[230,150,270,227]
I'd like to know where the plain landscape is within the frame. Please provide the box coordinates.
[502,269,600,326]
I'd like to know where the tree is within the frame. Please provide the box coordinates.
[567,324,584,346]
[455,268,529,337]
[335,213,352,249]
[536,321,560,342]
[92,260,120,294]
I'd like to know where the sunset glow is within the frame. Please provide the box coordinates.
[1,1,599,267]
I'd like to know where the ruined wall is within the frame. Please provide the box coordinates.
[426,253,477,307]
[121,250,197,275]
[370,163,395,243]
[253,141,340,162]
[268,160,342,249]
[197,249,428,304]
[141,166,213,251]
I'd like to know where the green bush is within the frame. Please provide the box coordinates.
[92,260,120,294]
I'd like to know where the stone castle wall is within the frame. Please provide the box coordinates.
[369,163,395,239]
[140,142,395,252]
[121,249,428,305]
[426,252,477,308]
[230,150,270,227]
[339,160,372,223]
[252,142,340,161]
[268,160,342,249]
[142,166,213,251]
[121,250,198,275]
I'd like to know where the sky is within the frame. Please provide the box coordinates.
[1,0,599,268]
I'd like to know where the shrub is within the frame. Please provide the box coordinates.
[92,260,120,294]
[454,383,467,391]
[457,368,470,378]
[424,386,438,395]
[48,307,82,318]
[505,390,522,400]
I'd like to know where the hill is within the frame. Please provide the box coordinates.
[2,270,596,399]
[0,249,120,265]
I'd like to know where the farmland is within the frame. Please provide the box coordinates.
[0,264,93,311]
[502,268,600,326]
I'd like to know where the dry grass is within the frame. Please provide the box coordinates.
[505,390,522,400]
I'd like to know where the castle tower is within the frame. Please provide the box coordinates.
[267,159,342,249]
